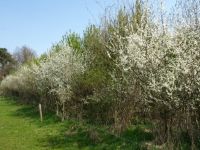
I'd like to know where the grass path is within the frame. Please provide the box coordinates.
[0,97,152,150]
[0,97,64,150]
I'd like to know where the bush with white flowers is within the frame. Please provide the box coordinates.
[0,0,199,147]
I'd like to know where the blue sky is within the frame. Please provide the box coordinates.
[0,0,175,55]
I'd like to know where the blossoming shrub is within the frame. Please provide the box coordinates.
[34,44,84,118]
[0,42,84,117]
[109,8,200,146]
[0,65,39,103]
[100,0,200,146]
[0,0,199,148]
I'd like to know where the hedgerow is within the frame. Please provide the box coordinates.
[1,0,199,148]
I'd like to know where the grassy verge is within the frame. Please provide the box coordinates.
[0,96,153,150]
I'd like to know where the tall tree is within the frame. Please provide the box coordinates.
[13,46,36,65]
[0,48,15,80]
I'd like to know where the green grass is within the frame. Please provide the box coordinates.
[0,96,153,150]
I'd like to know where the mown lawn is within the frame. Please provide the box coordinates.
[0,96,153,150]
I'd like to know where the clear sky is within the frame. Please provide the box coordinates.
[0,0,175,56]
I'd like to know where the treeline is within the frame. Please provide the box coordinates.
[1,0,200,148]
[0,46,36,80]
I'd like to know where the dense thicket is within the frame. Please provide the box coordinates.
[1,0,200,148]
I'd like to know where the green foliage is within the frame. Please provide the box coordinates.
[0,48,15,80]
[1,0,200,149]
[66,32,83,54]
[0,48,14,65]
